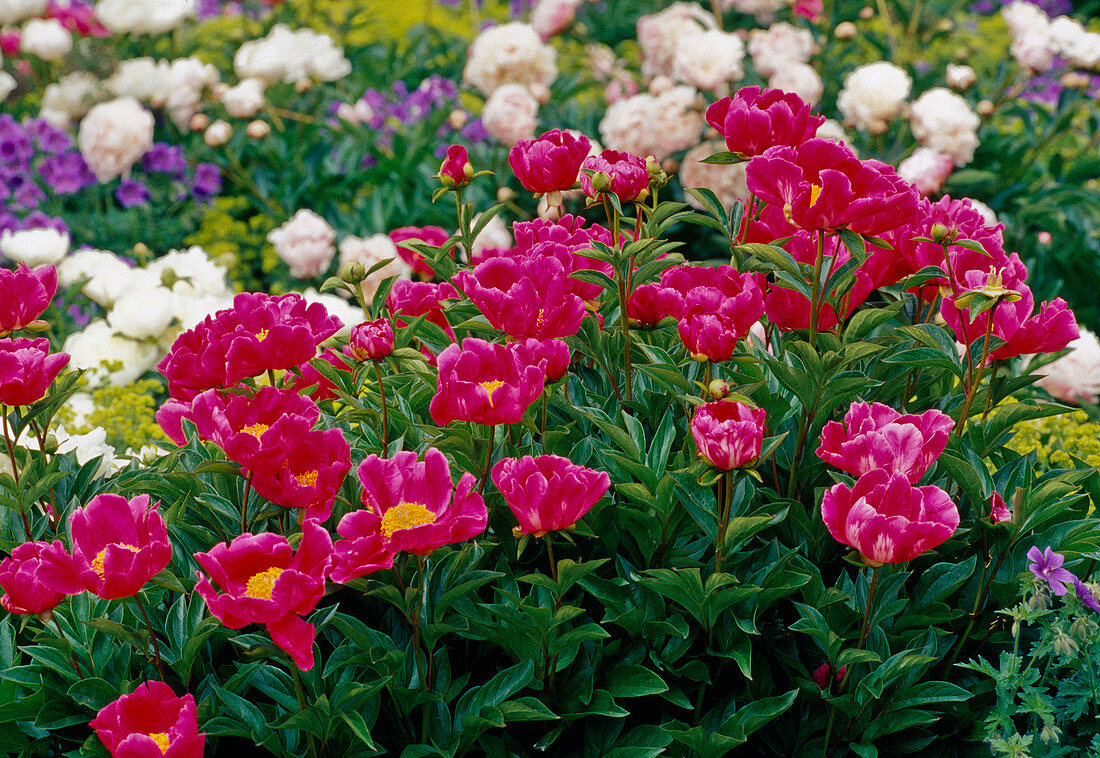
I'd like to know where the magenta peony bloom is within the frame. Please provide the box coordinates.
[390,226,453,277]
[491,455,610,537]
[511,215,616,301]
[429,338,547,426]
[0,540,69,614]
[194,519,333,671]
[248,427,352,522]
[513,337,571,382]
[745,138,918,237]
[158,292,341,401]
[0,264,56,333]
[990,492,1012,525]
[38,494,172,600]
[438,144,472,188]
[347,318,394,362]
[330,510,395,584]
[628,281,685,327]
[453,254,586,340]
[705,86,825,157]
[90,681,204,758]
[691,401,767,470]
[821,470,959,565]
[816,401,955,484]
[580,149,649,204]
[677,269,765,361]
[0,337,69,406]
[355,448,487,556]
[508,129,592,194]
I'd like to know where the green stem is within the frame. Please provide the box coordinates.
[411,556,430,692]
[1,406,29,535]
[955,309,996,436]
[545,535,557,582]
[241,471,254,534]
[133,594,167,682]
[808,229,826,350]
[478,426,495,495]
[715,470,735,572]
[291,667,320,758]
[50,614,84,677]
[374,360,389,455]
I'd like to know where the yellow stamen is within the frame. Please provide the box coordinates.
[380,502,437,539]
[148,732,171,754]
[535,308,546,329]
[256,329,269,341]
[90,543,139,579]
[808,183,822,207]
[479,380,505,407]
[240,422,269,438]
[244,566,284,600]
[296,470,319,487]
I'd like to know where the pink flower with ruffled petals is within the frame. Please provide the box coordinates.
[509,129,592,194]
[38,494,172,600]
[90,681,204,758]
[513,338,570,382]
[0,264,56,333]
[691,401,767,470]
[512,215,616,301]
[194,519,333,670]
[390,226,453,277]
[706,86,825,158]
[388,280,459,365]
[821,469,959,565]
[355,448,487,556]
[816,401,954,483]
[429,338,547,426]
[628,281,685,327]
[330,510,395,584]
[491,455,610,537]
[990,492,1012,524]
[677,269,765,361]
[454,255,586,340]
[248,427,351,522]
[581,150,649,204]
[347,318,394,362]
[0,541,69,614]
[745,138,918,237]
[0,337,69,406]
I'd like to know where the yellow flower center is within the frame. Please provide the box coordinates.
[479,380,505,407]
[91,543,139,579]
[240,422,269,438]
[256,329,269,341]
[148,732,171,754]
[296,470,319,487]
[808,183,822,207]
[244,566,284,600]
[380,502,437,539]
[535,308,546,329]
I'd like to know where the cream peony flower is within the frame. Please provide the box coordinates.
[463,22,557,97]
[62,319,160,387]
[769,63,823,105]
[105,57,171,103]
[0,0,46,24]
[599,85,703,161]
[909,87,980,166]
[338,234,412,305]
[94,0,196,34]
[679,140,750,211]
[233,25,351,85]
[77,96,155,182]
[40,71,105,128]
[672,29,745,91]
[1035,328,1100,404]
[637,2,715,79]
[222,78,266,118]
[897,148,955,195]
[267,209,337,279]
[0,227,69,266]
[836,61,912,134]
[481,84,540,145]
[748,22,816,78]
[21,18,72,61]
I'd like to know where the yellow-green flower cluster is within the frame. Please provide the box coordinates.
[185,196,277,292]
[64,380,168,453]
[1008,410,1100,469]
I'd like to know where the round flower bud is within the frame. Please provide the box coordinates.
[246,119,270,138]
[976,100,994,116]
[189,113,209,131]
[835,21,856,38]
[340,260,367,284]
[708,379,730,400]
[204,119,232,146]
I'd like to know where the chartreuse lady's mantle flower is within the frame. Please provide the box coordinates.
[91,680,204,758]
[194,520,333,670]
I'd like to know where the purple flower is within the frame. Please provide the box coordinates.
[1028,546,1077,596]
[1072,578,1100,613]
[191,163,222,198]
[115,178,151,208]
[141,143,187,177]
[38,152,95,194]
[19,211,68,234]
[25,119,72,154]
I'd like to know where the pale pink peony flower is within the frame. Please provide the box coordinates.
[463,22,557,97]
[481,84,539,145]
[897,148,955,195]
[1035,328,1100,404]
[748,22,816,78]
[637,2,715,79]
[768,63,823,106]
[77,97,154,182]
[599,86,703,161]
[679,140,749,210]
[672,29,745,91]
[530,0,581,40]
[267,209,336,279]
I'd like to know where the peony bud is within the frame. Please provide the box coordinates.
[189,113,209,131]
[835,21,857,38]
[929,222,953,243]
[347,318,395,362]
[438,144,473,189]
[976,100,995,117]
[859,6,874,17]
[340,260,367,284]
[204,120,232,147]
[708,379,730,400]
[246,119,270,138]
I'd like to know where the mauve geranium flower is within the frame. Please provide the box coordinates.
[249,427,351,522]
[745,138,918,237]
[0,264,56,333]
[38,494,172,600]
[453,254,586,340]
[706,86,825,157]
[90,681,204,758]
[816,401,955,484]
[330,510,395,584]
[347,318,394,362]
[491,455,610,537]
[429,338,547,426]
[390,226,453,277]
[354,448,487,556]
[1028,546,1075,596]
[438,144,472,188]
[821,470,959,565]
[194,519,334,671]
[508,129,591,194]
[0,338,69,406]
[0,541,69,614]
[580,149,649,204]
[691,401,767,470]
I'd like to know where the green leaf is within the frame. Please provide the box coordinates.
[605,665,668,698]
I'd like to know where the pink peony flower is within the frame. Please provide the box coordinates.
[821,470,959,565]
[355,448,488,556]
[580,149,649,204]
[677,268,765,361]
[491,455,610,537]
[330,510,395,584]
[429,338,547,426]
[0,541,69,615]
[508,129,591,194]
[816,401,955,483]
[691,401,767,470]
[90,681,204,758]
[511,214,616,301]
[194,519,334,670]
[0,264,56,333]
[347,318,394,362]
[706,86,825,157]
[248,427,352,522]
[389,226,453,278]
[0,337,69,406]
[990,492,1012,524]
[1035,328,1100,404]
[38,494,172,600]
[512,337,571,382]
[897,148,955,196]
[438,144,472,188]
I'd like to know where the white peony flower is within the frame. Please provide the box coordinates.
[147,246,232,300]
[836,62,912,134]
[599,85,703,161]
[0,0,46,24]
[58,249,136,306]
[481,83,540,146]
[720,0,789,23]
[267,209,337,279]
[77,96,155,182]
[222,78,266,118]
[897,148,955,195]
[748,22,816,78]
[470,213,513,259]
[56,425,115,479]
[463,22,557,97]
[94,0,195,34]
[164,56,219,129]
[909,87,980,166]
[769,63,823,105]
[1035,328,1100,404]
[966,198,997,227]
[107,285,178,340]
[679,140,750,211]
[672,30,745,91]
[0,227,69,266]
[815,118,853,150]
[338,234,412,305]
[62,319,160,387]
[0,72,15,101]
[105,57,171,103]
[637,2,715,79]
[945,64,977,90]
[21,18,72,61]
[1001,1,1049,38]
[40,71,105,128]
[531,0,580,40]
[233,25,351,85]
[1010,31,1054,72]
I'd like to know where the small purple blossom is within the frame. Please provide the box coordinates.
[1072,578,1100,613]
[191,163,222,198]
[141,143,188,177]
[115,178,151,208]
[1029,545,1078,596]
